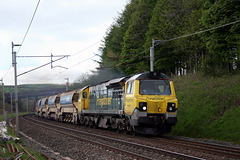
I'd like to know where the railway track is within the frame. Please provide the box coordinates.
[21,115,204,160]
[152,137,240,159]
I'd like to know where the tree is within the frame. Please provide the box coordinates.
[200,0,240,75]
[145,0,206,76]
[99,1,138,72]
[121,0,158,74]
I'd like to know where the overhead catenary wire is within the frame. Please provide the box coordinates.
[39,54,98,83]
[17,0,41,54]
[71,40,101,57]
[160,19,240,43]
[0,66,12,80]
[35,40,101,83]
[57,40,101,67]
[99,19,240,70]
[58,17,236,72]
[1,1,40,81]
[21,19,240,84]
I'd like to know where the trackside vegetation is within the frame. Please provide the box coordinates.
[96,0,239,143]
[171,73,240,144]
[0,113,46,159]
[99,0,240,76]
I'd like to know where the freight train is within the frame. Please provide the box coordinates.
[35,71,178,135]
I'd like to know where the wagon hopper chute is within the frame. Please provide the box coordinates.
[39,97,48,118]
[58,91,79,123]
[47,94,60,120]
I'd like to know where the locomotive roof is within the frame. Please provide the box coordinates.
[89,72,170,88]
[127,72,170,82]
[89,76,129,88]
[106,77,129,88]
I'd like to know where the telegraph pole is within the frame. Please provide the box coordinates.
[150,38,161,72]
[65,78,69,92]
[12,42,21,136]
[10,92,13,120]
[26,96,29,113]
[0,79,6,122]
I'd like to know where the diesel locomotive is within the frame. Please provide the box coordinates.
[36,71,178,135]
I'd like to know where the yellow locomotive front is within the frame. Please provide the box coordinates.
[124,72,178,135]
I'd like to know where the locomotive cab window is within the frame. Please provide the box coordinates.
[82,92,87,99]
[139,79,171,95]
[127,81,134,94]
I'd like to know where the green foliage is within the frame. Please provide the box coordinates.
[200,0,240,75]
[0,140,46,159]
[171,73,240,143]
[121,0,158,74]
[98,0,240,77]
[0,113,46,159]
[145,0,206,75]
[99,1,138,72]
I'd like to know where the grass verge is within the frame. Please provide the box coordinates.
[0,112,47,159]
[171,73,240,144]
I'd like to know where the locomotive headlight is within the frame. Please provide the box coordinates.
[167,103,176,112]
[139,102,147,111]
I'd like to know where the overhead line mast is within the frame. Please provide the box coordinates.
[12,42,69,136]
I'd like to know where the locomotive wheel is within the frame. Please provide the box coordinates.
[84,120,89,127]
[116,123,122,134]
[59,116,63,123]
[131,131,138,136]
[123,130,129,135]
[116,127,120,134]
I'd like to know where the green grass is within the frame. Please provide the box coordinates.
[0,140,46,160]
[171,73,240,143]
[0,113,47,159]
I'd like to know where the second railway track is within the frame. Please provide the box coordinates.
[152,137,240,159]
[21,115,205,160]
[20,115,240,160]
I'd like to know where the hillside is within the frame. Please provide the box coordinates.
[171,73,240,144]
[0,84,66,113]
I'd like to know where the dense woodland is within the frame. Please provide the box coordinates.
[98,0,240,78]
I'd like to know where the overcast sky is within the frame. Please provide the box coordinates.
[0,0,128,85]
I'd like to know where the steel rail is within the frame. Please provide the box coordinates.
[22,115,204,160]
[22,116,152,160]
[152,137,240,159]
